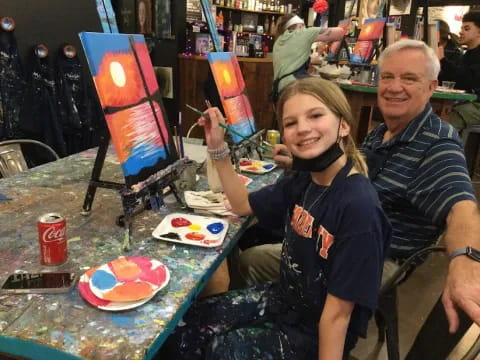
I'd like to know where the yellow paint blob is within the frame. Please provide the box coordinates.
[252,162,262,167]
[109,61,126,87]
[188,224,202,231]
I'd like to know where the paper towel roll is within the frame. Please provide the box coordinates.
[386,24,395,46]
[427,22,438,55]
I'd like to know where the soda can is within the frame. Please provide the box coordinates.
[266,129,280,147]
[37,213,67,265]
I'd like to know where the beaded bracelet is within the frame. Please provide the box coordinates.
[207,142,230,161]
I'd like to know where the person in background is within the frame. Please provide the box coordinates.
[437,19,462,65]
[271,14,344,103]
[438,11,480,131]
[161,77,391,359]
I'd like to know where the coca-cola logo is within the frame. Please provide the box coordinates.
[42,227,66,243]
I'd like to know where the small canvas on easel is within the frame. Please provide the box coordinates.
[207,52,256,144]
[351,17,386,63]
[327,18,351,58]
[79,32,178,187]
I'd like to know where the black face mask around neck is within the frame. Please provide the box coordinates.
[291,142,344,172]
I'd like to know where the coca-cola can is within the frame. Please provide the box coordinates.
[37,213,67,265]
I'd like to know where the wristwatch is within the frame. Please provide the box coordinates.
[449,247,480,262]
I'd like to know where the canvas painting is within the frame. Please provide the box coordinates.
[358,0,386,27]
[327,18,351,57]
[154,66,174,99]
[96,0,119,33]
[389,0,412,16]
[350,18,385,63]
[207,52,256,144]
[200,0,222,51]
[155,0,172,39]
[136,0,153,34]
[79,32,178,187]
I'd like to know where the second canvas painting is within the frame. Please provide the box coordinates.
[207,52,256,144]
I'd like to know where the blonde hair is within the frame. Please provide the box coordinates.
[277,77,368,176]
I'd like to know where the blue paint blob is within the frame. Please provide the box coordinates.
[110,314,135,328]
[91,269,117,290]
[207,222,224,234]
[263,164,274,170]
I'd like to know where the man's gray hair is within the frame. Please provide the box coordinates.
[378,39,441,80]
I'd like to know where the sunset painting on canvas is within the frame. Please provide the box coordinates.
[207,52,256,143]
[79,32,178,187]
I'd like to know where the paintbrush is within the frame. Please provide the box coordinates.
[185,104,270,152]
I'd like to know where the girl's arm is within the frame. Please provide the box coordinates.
[198,107,253,216]
[318,293,354,360]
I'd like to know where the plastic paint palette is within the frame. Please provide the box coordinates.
[152,213,229,248]
[86,256,170,303]
[78,266,155,311]
[238,158,276,174]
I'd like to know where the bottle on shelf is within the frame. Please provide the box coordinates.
[227,11,233,31]
[264,16,270,34]
[270,15,276,34]
[216,10,224,30]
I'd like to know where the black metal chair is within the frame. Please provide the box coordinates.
[374,245,446,360]
[0,139,59,178]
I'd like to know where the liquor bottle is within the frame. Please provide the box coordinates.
[264,16,270,34]
[216,10,224,30]
[270,15,276,34]
[227,11,233,31]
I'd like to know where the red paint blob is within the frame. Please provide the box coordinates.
[247,166,258,171]
[240,159,252,166]
[171,217,192,227]
[185,232,205,241]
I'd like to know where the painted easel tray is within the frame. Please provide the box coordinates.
[152,213,229,248]
[238,158,276,174]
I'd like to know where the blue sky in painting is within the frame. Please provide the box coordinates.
[79,32,145,75]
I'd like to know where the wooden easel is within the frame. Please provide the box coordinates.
[230,129,266,170]
[81,133,188,251]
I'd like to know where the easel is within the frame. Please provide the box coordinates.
[230,129,266,170]
[81,133,189,251]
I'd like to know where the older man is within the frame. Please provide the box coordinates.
[363,40,480,357]
[236,40,480,355]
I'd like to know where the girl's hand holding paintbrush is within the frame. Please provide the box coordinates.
[196,107,227,151]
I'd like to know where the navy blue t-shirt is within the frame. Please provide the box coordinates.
[249,161,391,339]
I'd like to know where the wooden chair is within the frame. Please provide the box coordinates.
[0,139,59,178]
[461,124,480,178]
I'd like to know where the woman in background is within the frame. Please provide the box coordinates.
[271,14,344,103]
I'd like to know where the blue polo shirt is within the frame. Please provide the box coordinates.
[362,104,477,260]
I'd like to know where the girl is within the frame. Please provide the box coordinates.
[161,77,391,359]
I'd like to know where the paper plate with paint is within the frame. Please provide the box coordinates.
[78,266,156,311]
[152,213,229,248]
[238,158,276,175]
[89,257,170,302]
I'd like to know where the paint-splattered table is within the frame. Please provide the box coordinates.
[0,147,281,360]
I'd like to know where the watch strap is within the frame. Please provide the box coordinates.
[449,247,480,262]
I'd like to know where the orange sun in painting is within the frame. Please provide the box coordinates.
[94,51,146,107]
[211,61,243,98]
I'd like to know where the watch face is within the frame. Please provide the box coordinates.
[467,247,480,262]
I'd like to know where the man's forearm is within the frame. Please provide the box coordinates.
[444,200,480,253]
